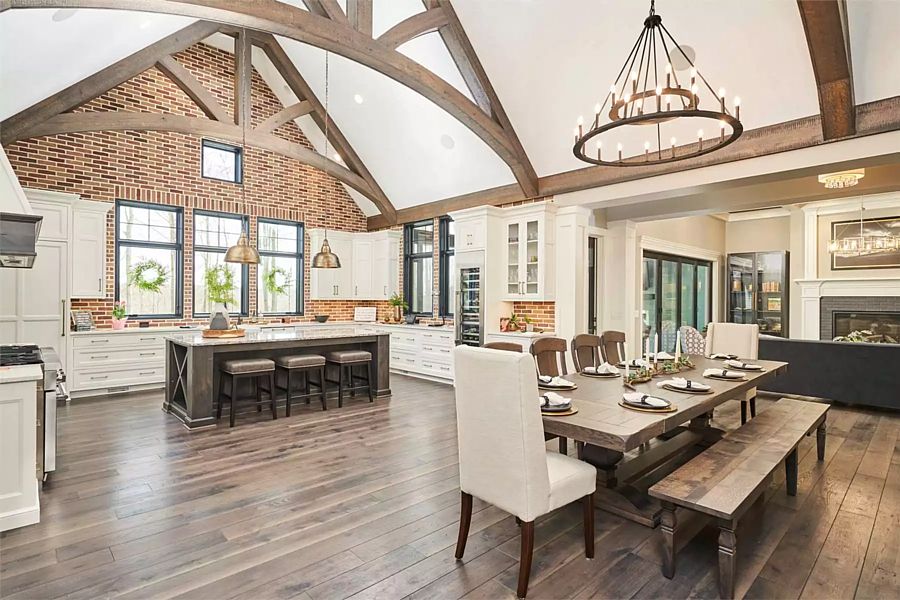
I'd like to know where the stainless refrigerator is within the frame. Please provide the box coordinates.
[455,252,484,346]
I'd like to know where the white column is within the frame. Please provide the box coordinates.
[797,280,823,340]
[601,220,641,350]
[554,206,590,371]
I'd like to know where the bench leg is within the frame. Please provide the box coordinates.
[660,502,677,579]
[558,438,568,455]
[749,396,756,418]
[740,400,748,425]
[817,421,826,461]
[786,448,798,496]
[718,524,737,600]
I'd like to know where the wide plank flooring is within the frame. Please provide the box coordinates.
[1,375,898,599]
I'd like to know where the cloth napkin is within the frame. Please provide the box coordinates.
[622,392,670,409]
[724,359,762,370]
[650,351,675,361]
[703,368,744,379]
[538,375,575,387]
[618,358,650,368]
[584,362,619,375]
[657,377,710,391]
[539,392,571,409]
[710,353,738,360]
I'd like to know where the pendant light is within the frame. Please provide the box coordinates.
[225,53,260,266]
[311,50,342,269]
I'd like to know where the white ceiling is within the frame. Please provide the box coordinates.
[1,0,899,217]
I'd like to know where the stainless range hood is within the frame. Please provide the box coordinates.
[0,213,43,268]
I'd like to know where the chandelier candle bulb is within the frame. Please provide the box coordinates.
[691,84,699,107]
[719,88,726,112]
[698,129,704,150]
[720,120,726,142]
[734,96,741,120]
[594,102,602,117]
[690,67,696,88]
[617,142,623,161]
[666,63,672,87]
[610,84,617,105]
[670,136,676,157]
[596,139,602,160]
[644,141,650,160]
[577,115,584,137]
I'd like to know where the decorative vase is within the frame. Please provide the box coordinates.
[392,306,401,322]
[111,317,127,330]
[209,303,230,330]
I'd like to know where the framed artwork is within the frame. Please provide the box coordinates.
[767,297,782,311]
[831,215,900,270]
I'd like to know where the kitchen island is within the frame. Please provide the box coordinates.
[163,327,390,429]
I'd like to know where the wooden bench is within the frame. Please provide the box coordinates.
[648,397,828,599]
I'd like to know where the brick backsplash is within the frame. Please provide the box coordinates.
[511,301,556,331]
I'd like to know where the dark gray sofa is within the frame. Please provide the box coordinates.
[758,336,899,411]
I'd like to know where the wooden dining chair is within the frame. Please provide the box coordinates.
[484,341,524,353]
[571,334,602,372]
[453,346,596,599]
[599,331,626,364]
[530,337,568,377]
[705,322,760,424]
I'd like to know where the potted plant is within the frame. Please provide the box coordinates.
[204,265,236,329]
[388,293,407,323]
[506,313,532,332]
[111,300,127,330]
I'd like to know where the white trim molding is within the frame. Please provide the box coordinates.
[726,207,792,222]
[795,277,900,339]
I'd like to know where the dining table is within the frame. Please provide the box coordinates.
[541,355,788,527]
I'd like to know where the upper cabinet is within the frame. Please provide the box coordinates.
[502,205,555,301]
[71,201,112,298]
[308,229,400,301]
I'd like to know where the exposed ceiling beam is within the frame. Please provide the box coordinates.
[377,8,448,50]
[155,55,230,122]
[23,111,380,201]
[3,1,527,202]
[0,20,220,145]
[429,0,538,198]
[302,0,349,26]
[797,0,855,140]
[346,0,372,37]
[256,100,313,134]
[233,29,252,127]
[254,33,397,224]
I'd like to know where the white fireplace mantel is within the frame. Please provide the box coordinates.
[796,277,900,339]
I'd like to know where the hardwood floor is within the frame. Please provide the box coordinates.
[1,375,897,599]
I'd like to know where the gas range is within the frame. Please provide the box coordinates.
[0,344,43,366]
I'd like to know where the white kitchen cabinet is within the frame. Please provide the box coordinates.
[502,205,556,301]
[454,217,485,251]
[371,230,400,300]
[309,229,354,300]
[0,372,41,532]
[352,238,373,299]
[310,229,400,301]
[377,324,455,383]
[69,329,170,398]
[70,201,112,298]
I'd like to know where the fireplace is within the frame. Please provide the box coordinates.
[832,311,900,343]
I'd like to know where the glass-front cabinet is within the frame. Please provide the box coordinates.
[727,251,789,337]
[503,213,552,300]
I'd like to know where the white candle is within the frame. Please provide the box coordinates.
[675,330,682,361]
[653,333,659,365]
[624,342,630,377]
[645,336,650,362]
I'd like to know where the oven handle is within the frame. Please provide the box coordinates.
[56,381,69,401]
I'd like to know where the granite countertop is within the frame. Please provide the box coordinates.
[164,326,385,346]
[0,364,43,384]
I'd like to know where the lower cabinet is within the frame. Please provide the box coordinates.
[69,330,169,398]
[379,326,455,384]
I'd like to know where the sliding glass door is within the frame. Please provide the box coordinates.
[643,252,713,352]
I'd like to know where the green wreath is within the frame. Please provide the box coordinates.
[262,265,292,296]
[127,259,168,293]
[204,264,236,306]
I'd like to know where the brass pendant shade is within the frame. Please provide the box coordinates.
[224,231,260,264]
[311,237,341,269]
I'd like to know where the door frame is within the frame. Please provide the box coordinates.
[640,236,722,324]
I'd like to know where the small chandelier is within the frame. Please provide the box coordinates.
[572,0,742,167]
[818,169,865,189]
[828,200,900,257]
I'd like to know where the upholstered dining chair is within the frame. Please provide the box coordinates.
[705,322,760,424]
[484,341,524,352]
[453,346,596,598]
[678,325,706,355]
[530,336,568,376]
[571,334,602,372]
[599,330,626,364]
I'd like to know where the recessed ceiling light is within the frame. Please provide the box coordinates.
[139,20,153,30]
[52,8,78,22]
[353,94,364,104]
[333,152,342,162]
[440,134,455,150]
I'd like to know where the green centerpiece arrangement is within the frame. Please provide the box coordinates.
[388,293,408,322]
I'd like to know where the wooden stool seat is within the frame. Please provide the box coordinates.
[275,354,327,414]
[325,350,374,407]
[217,359,276,428]
[222,358,275,374]
[275,354,326,368]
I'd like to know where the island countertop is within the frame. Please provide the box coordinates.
[164,326,382,346]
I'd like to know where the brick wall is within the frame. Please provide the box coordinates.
[511,301,556,331]
[6,42,395,328]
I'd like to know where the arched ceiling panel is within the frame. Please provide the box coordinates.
[451,0,821,177]
[0,8,196,120]
[275,35,514,210]
[848,0,900,104]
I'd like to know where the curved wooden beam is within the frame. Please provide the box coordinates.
[23,111,379,201]
[377,8,448,50]
[156,55,230,122]
[3,1,522,178]
[257,101,313,133]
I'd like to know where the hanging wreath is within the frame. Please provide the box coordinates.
[263,266,292,296]
[204,264,236,306]
[127,259,168,293]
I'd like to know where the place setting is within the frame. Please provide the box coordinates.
[538,374,577,390]
[656,376,713,394]
[723,358,765,372]
[618,391,676,414]
[579,362,621,379]
[539,391,578,416]
[703,367,747,381]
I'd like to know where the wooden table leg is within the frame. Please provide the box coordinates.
[661,502,677,579]
[718,522,737,600]
[785,448,798,496]
[817,421,826,461]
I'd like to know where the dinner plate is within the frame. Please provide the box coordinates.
[580,371,619,379]
[726,364,764,372]
[662,383,713,394]
[538,383,578,390]
[705,373,746,381]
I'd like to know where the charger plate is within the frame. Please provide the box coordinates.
[705,374,747,381]
[618,401,677,414]
[725,365,765,372]
[579,371,620,379]
[662,383,713,395]
[539,383,578,391]
[542,406,579,417]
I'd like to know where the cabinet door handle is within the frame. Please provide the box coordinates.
[90,375,108,380]
[91,355,109,359]
[139,352,156,356]
[355,285,358,296]
[98,277,102,293]
[61,299,66,337]
[91,339,108,344]
[139,371,155,376]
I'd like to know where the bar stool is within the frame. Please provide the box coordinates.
[216,358,276,428]
[274,354,327,415]
[325,350,374,407]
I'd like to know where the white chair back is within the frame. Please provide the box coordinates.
[704,322,759,359]
[453,345,551,521]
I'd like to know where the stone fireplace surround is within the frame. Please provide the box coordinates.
[820,296,900,340]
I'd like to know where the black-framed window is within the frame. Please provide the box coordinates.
[193,210,249,316]
[201,139,242,183]
[439,216,455,317]
[642,251,712,352]
[257,218,304,315]
[404,219,434,315]
[115,200,183,318]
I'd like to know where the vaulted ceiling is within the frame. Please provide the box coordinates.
[1,0,899,224]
